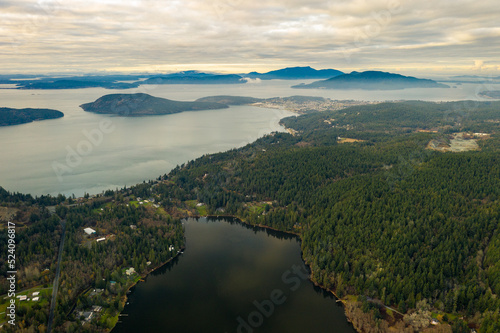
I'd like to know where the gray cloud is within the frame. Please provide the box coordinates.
[0,0,498,75]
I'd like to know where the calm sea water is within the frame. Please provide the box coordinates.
[112,217,356,333]
[0,80,497,197]
[0,86,294,197]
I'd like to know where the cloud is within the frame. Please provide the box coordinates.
[474,60,485,70]
[241,77,262,84]
[0,0,498,75]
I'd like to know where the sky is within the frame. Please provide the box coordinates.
[0,0,499,76]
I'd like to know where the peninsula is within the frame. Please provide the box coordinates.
[0,107,64,126]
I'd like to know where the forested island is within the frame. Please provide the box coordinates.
[0,107,64,126]
[244,66,343,80]
[292,71,450,90]
[479,91,500,99]
[80,93,228,116]
[0,69,448,91]
[140,73,245,85]
[2,100,500,332]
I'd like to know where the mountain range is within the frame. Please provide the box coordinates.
[2,68,451,91]
[244,66,344,79]
[292,71,449,90]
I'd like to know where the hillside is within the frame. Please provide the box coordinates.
[4,100,500,332]
[157,100,500,332]
[13,75,147,90]
[292,71,449,90]
[195,95,263,105]
[479,90,500,99]
[140,74,245,85]
[17,79,139,90]
[245,66,344,79]
[0,107,64,126]
[80,93,229,116]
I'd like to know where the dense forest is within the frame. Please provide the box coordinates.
[0,108,63,126]
[0,188,184,332]
[2,100,500,332]
[159,101,500,332]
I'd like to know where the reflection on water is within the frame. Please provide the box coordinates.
[112,217,356,333]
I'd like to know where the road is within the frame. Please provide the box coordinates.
[47,219,66,333]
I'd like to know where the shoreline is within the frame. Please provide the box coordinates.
[110,249,184,332]
[192,213,358,329]
[197,213,301,237]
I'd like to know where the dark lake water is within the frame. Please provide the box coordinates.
[112,217,355,333]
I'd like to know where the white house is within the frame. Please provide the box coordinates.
[84,227,96,235]
[125,267,135,276]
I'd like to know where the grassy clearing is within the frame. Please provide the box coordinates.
[185,200,197,208]
[0,286,52,316]
[184,200,209,215]
[195,205,208,216]
[247,202,270,215]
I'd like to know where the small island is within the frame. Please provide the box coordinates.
[80,93,229,116]
[479,90,500,99]
[0,107,64,126]
[292,71,449,90]
[140,74,245,85]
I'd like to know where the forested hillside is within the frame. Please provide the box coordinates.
[0,189,184,332]
[160,101,500,332]
[0,108,63,126]
[2,100,500,332]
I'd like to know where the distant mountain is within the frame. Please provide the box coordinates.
[154,70,215,78]
[80,93,229,116]
[0,107,64,126]
[140,74,245,85]
[11,74,150,90]
[245,66,343,80]
[16,79,140,90]
[4,68,349,90]
[292,71,450,90]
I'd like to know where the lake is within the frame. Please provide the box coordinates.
[0,80,498,197]
[112,217,356,333]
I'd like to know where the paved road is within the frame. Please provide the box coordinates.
[47,220,66,333]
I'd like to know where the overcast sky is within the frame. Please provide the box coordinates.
[0,0,499,76]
